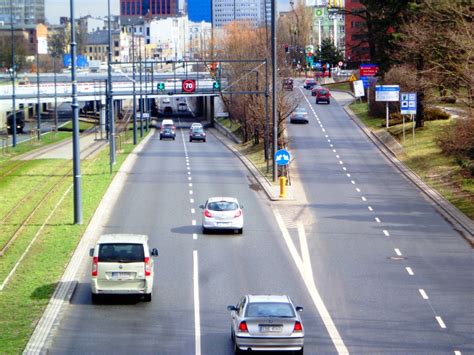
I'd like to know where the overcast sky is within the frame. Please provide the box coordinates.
[45,0,289,24]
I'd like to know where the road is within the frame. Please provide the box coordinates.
[44,85,473,354]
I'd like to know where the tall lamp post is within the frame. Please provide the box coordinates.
[9,0,17,147]
[129,20,137,145]
[70,0,83,224]
[271,0,277,181]
[107,0,116,167]
[139,37,143,138]
[36,41,41,140]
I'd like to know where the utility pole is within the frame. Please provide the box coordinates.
[9,0,16,147]
[53,57,58,130]
[70,0,83,224]
[139,37,143,138]
[36,46,41,140]
[271,0,278,182]
[107,0,116,168]
[131,22,137,144]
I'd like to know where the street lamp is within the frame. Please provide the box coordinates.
[128,19,137,145]
[139,37,143,138]
[108,0,116,166]
[9,0,17,147]
[271,0,277,181]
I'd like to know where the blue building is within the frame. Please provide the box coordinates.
[188,0,211,22]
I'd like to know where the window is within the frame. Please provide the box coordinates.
[98,243,144,262]
[246,303,295,318]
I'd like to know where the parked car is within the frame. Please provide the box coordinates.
[282,78,294,91]
[89,234,159,303]
[189,127,206,142]
[160,119,176,140]
[227,295,304,354]
[303,78,317,89]
[200,197,243,234]
[290,107,309,124]
[314,87,331,104]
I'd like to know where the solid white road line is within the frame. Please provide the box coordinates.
[193,250,201,355]
[436,316,447,329]
[406,267,414,275]
[383,230,390,237]
[297,222,314,281]
[394,248,402,256]
[273,209,349,354]
[419,289,429,299]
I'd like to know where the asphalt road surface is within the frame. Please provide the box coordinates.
[45,85,473,354]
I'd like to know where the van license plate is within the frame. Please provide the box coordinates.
[112,272,133,280]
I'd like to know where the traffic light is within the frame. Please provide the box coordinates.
[157,82,165,91]
[213,81,221,90]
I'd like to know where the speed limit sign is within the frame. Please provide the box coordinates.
[182,79,196,93]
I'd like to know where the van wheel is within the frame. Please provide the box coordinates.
[91,293,100,304]
[237,228,243,234]
[202,227,208,234]
[144,293,152,302]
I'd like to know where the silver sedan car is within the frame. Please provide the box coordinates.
[228,295,304,354]
[200,197,243,234]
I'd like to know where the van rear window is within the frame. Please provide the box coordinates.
[98,243,144,263]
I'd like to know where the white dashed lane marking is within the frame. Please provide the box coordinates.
[193,233,198,240]
[394,248,402,256]
[383,230,390,237]
[436,316,447,329]
[189,190,193,195]
[356,188,361,192]
[351,180,356,184]
[192,220,196,226]
[189,183,193,187]
[346,173,351,178]
[191,208,195,214]
[419,289,429,299]
[361,196,367,201]
[190,198,194,203]
[368,206,373,211]
[188,177,192,181]
[406,267,414,276]
[374,217,380,223]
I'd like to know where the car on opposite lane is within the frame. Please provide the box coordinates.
[228,295,304,354]
[200,197,243,234]
[290,107,309,124]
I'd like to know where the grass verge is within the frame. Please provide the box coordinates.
[323,81,352,92]
[349,101,473,219]
[0,132,149,353]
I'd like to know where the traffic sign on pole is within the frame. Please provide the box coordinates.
[400,92,417,115]
[274,149,291,166]
[157,82,165,91]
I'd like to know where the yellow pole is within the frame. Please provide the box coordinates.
[279,176,287,198]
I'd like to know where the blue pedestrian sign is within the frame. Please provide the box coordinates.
[275,149,291,166]
[400,92,417,115]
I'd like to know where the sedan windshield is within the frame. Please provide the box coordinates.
[207,201,239,211]
[246,302,295,318]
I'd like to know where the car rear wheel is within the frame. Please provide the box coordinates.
[202,226,208,234]
[91,293,100,304]
[294,347,304,355]
[144,293,152,302]
[233,339,243,354]
[237,228,243,234]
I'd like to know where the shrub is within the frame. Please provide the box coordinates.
[424,107,451,121]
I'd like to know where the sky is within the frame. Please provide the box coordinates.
[45,0,289,24]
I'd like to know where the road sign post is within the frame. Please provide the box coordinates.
[274,148,291,198]
[375,85,400,128]
[400,92,417,144]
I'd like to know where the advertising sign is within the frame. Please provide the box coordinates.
[375,85,400,102]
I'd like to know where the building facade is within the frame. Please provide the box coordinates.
[188,0,211,22]
[344,0,370,63]
[0,0,45,25]
[85,29,127,63]
[212,0,269,28]
[120,0,178,17]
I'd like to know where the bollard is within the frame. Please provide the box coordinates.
[279,176,287,198]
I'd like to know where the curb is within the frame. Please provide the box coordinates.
[344,105,474,246]
[24,131,155,354]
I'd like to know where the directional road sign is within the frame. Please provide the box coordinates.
[375,85,400,102]
[275,149,291,166]
[400,92,417,115]
[157,82,165,91]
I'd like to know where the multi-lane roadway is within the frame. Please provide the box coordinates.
[44,83,473,354]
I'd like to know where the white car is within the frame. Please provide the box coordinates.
[89,234,159,303]
[200,197,244,234]
[178,102,188,112]
[162,97,171,104]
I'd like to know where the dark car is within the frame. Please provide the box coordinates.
[315,87,331,104]
[290,107,309,124]
[189,127,206,142]
[303,78,316,89]
[311,85,322,96]
[283,78,294,91]
[160,127,176,140]
[163,106,173,114]
[7,112,25,134]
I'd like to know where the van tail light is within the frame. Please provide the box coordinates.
[144,257,151,276]
[204,210,212,218]
[91,256,98,277]
[293,321,303,333]
[234,210,242,218]
[238,321,248,332]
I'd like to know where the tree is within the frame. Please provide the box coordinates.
[0,33,28,72]
[48,28,67,58]
[316,39,344,66]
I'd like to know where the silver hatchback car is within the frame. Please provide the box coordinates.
[228,295,304,354]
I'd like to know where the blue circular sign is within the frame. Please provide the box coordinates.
[274,149,291,166]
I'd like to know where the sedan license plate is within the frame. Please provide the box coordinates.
[111,272,133,280]
[260,325,283,333]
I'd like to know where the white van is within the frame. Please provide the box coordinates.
[89,234,158,303]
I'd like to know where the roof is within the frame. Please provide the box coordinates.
[247,295,291,303]
[86,29,120,45]
[207,197,239,203]
[97,234,149,244]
